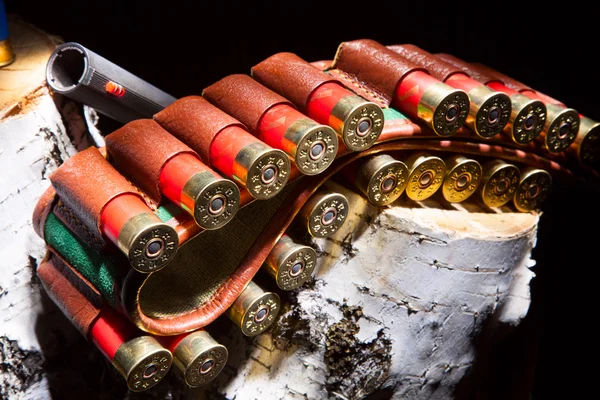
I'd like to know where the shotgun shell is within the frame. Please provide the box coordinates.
[265,234,317,290]
[351,154,409,206]
[404,152,446,201]
[486,82,547,144]
[478,160,520,208]
[394,71,469,136]
[513,167,552,212]
[441,155,482,203]
[210,126,291,200]
[0,2,15,67]
[164,330,228,388]
[540,103,580,153]
[100,193,178,273]
[445,74,511,138]
[227,281,281,337]
[160,153,240,229]
[90,308,172,392]
[570,115,600,170]
[298,189,349,238]
[307,82,384,151]
[257,103,338,175]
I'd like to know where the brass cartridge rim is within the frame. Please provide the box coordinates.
[113,336,172,392]
[305,192,349,238]
[428,87,470,137]
[119,214,179,273]
[357,155,409,206]
[545,106,580,153]
[510,98,546,144]
[185,173,241,230]
[442,157,482,203]
[182,343,228,387]
[473,90,511,138]
[246,148,291,200]
[332,96,384,151]
[240,291,281,337]
[267,237,317,291]
[513,168,552,212]
[480,161,520,208]
[578,119,600,169]
[295,123,338,175]
[405,154,446,201]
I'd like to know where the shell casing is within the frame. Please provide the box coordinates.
[113,336,173,392]
[171,330,228,388]
[160,153,240,230]
[306,82,384,151]
[441,155,483,203]
[227,281,281,337]
[478,160,521,208]
[486,82,547,145]
[540,104,580,153]
[299,190,349,238]
[445,75,511,138]
[0,39,15,67]
[353,154,409,206]
[265,234,317,290]
[512,167,552,212]
[100,194,178,273]
[210,126,291,200]
[257,103,338,175]
[404,152,446,201]
[90,309,172,392]
[393,71,469,137]
[569,115,600,170]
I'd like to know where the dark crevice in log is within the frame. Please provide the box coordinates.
[0,336,44,399]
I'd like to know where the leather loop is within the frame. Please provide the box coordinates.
[49,147,147,235]
[153,96,246,164]
[387,44,465,82]
[332,39,427,103]
[251,52,340,112]
[37,253,103,336]
[435,53,502,85]
[105,119,200,203]
[32,185,57,240]
[202,74,294,134]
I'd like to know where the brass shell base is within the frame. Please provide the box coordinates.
[185,173,240,230]
[293,122,339,175]
[267,236,317,291]
[333,96,384,151]
[119,214,179,273]
[356,154,409,206]
[544,105,579,153]
[479,160,520,208]
[509,97,546,145]
[173,331,228,387]
[441,156,482,203]
[227,282,281,337]
[405,153,446,201]
[113,336,172,392]
[513,168,552,212]
[471,89,511,138]
[303,192,349,238]
[424,86,470,137]
[243,146,291,200]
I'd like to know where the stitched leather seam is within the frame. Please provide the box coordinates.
[55,201,104,247]
[328,69,390,107]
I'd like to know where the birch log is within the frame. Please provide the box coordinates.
[0,17,540,400]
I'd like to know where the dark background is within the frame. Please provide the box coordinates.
[5,1,599,398]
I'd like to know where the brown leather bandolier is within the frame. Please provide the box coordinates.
[33,38,595,391]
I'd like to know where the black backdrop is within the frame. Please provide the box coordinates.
[6,1,599,399]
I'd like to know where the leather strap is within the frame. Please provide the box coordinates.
[435,53,502,86]
[49,146,148,235]
[332,39,427,105]
[387,44,465,82]
[202,74,294,133]
[251,52,340,112]
[105,119,200,203]
[153,95,246,164]
[37,253,102,336]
